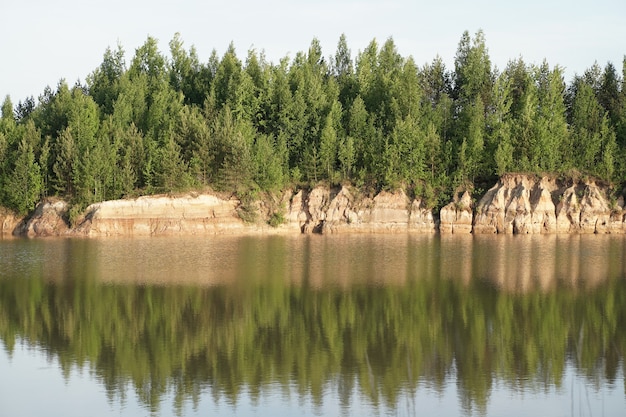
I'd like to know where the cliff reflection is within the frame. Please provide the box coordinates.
[1,235,625,414]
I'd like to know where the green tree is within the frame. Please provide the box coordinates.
[127,36,184,145]
[64,88,103,205]
[346,95,378,181]
[598,62,621,127]
[144,84,184,148]
[73,137,113,204]
[213,107,255,190]
[319,101,342,181]
[38,136,51,198]
[31,81,73,139]
[88,44,126,115]
[1,96,15,132]
[423,122,441,183]
[616,58,626,177]
[368,37,404,134]
[212,43,243,111]
[338,135,356,180]
[176,106,213,185]
[453,29,493,108]
[599,117,617,181]
[393,56,422,120]
[384,114,425,188]
[111,72,148,130]
[494,137,514,177]
[156,133,189,192]
[52,127,77,196]
[168,33,210,107]
[355,39,379,112]
[14,96,35,122]
[244,49,270,131]
[117,123,144,193]
[460,96,485,181]
[421,56,452,110]
[487,75,513,175]
[129,36,167,91]
[569,79,616,179]
[333,34,358,109]
[4,132,43,214]
[533,62,567,172]
[253,134,285,191]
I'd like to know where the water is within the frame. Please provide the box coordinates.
[1,234,625,416]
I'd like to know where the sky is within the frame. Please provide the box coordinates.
[1,0,625,104]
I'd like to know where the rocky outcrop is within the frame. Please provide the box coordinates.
[325,188,436,234]
[439,191,473,234]
[579,182,612,233]
[609,197,626,233]
[7,175,626,237]
[15,200,71,237]
[74,186,436,236]
[289,186,436,234]
[0,209,23,236]
[75,193,247,236]
[34,187,436,237]
[473,176,558,234]
[474,175,626,234]
[409,198,437,233]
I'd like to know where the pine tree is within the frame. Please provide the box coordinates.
[486,74,513,175]
[52,127,77,196]
[333,34,357,108]
[464,96,485,180]
[453,29,493,108]
[253,134,285,191]
[156,133,189,192]
[319,101,342,181]
[5,137,43,215]
[88,44,126,115]
[338,135,356,180]
[533,62,567,172]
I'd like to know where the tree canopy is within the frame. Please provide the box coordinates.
[1,30,625,215]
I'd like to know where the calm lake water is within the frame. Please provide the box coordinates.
[1,234,625,417]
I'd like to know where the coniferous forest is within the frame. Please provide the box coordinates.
[1,30,625,217]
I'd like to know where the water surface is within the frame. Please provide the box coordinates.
[1,234,625,416]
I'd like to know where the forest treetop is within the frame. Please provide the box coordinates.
[0,30,625,217]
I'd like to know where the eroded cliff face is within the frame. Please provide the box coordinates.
[473,175,625,234]
[0,209,22,236]
[473,176,558,234]
[4,175,626,237]
[287,186,436,234]
[17,200,71,237]
[0,200,70,237]
[76,194,247,236]
[73,186,436,236]
[439,191,473,234]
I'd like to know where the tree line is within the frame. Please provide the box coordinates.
[1,30,625,216]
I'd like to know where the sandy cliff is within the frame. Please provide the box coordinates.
[2,175,625,237]
[0,186,436,237]
[439,191,473,234]
[16,200,71,237]
[75,186,436,237]
[287,186,436,234]
[473,174,625,234]
[76,193,247,236]
[0,208,22,235]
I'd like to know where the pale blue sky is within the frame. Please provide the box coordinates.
[1,0,625,103]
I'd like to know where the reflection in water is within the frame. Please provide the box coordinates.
[1,235,626,416]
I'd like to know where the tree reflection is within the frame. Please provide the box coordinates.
[1,235,625,415]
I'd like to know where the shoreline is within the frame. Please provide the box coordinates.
[3,174,626,238]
